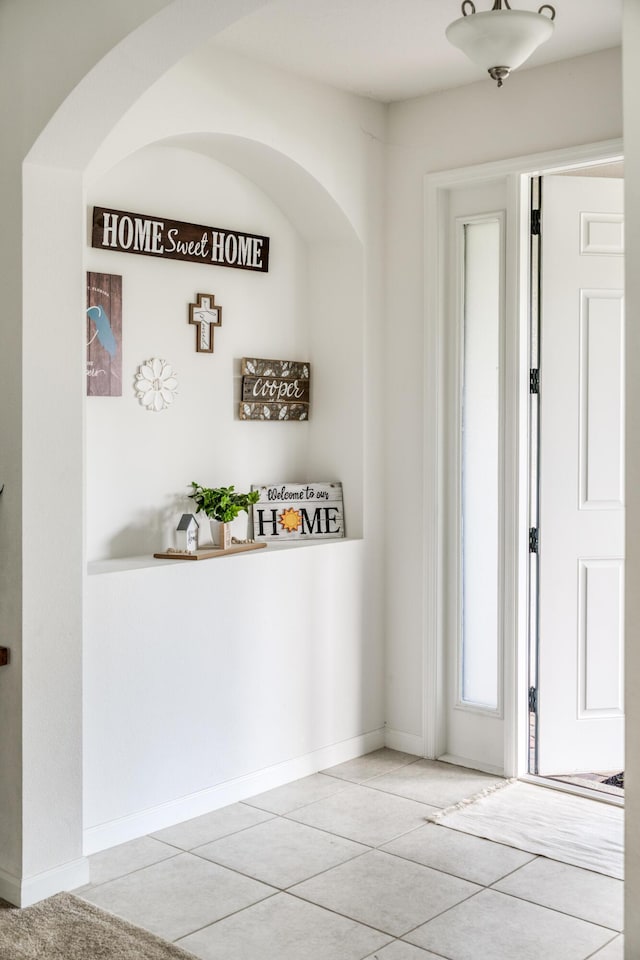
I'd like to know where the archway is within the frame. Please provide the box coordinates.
[14,1,373,904]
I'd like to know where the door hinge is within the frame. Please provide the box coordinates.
[530,368,540,394]
[529,527,539,553]
[531,208,541,236]
[528,686,538,713]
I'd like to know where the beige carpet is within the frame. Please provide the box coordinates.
[0,892,195,960]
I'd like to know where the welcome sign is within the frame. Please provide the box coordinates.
[92,207,270,273]
[252,483,344,541]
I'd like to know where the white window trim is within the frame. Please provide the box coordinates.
[454,211,506,719]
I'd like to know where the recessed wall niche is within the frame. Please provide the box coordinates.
[85,139,363,562]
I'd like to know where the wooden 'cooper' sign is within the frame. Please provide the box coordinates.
[92,207,269,273]
[240,358,310,421]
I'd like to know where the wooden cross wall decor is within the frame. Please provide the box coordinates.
[189,293,222,353]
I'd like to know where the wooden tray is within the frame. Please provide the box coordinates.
[154,543,267,561]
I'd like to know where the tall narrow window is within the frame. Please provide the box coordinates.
[460,217,502,710]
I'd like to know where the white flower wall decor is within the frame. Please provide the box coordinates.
[134,358,178,411]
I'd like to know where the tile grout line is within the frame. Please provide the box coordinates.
[80,865,281,947]
[84,842,621,950]
[361,781,507,814]
[149,810,278,853]
[483,885,623,934]
[283,886,411,941]
[78,756,624,956]
[186,833,372,891]
[399,884,489,941]
[362,939,456,960]
[375,843,535,889]
[582,933,623,960]
[82,812,377,894]
[178,817,526,904]
[185,831,527,912]
[88,797,555,902]
[76,849,183,895]
[277,811,438,851]
[245,764,448,820]
[241,778,355,817]
[81,814,279,892]
[475,853,541,886]
[172,888,282,946]
[174,890,396,948]
[321,758,422,785]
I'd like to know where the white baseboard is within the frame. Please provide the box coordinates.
[0,858,90,907]
[84,728,385,855]
[384,728,425,757]
[438,753,505,777]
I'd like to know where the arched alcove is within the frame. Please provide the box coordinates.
[81,121,371,849]
[85,134,364,561]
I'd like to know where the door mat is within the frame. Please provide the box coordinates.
[428,780,623,879]
[603,772,624,789]
[548,773,624,798]
[0,892,195,960]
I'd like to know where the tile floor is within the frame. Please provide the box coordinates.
[74,750,624,960]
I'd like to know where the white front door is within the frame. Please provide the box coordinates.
[537,175,625,775]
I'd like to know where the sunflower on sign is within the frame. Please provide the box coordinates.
[279,507,302,532]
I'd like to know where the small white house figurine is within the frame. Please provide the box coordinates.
[176,513,199,553]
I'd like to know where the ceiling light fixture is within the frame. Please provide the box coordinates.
[446,0,556,88]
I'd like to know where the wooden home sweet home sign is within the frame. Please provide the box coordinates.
[92,207,270,273]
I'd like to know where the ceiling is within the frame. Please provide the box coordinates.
[213,0,622,102]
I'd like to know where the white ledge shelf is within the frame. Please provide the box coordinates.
[87,536,362,576]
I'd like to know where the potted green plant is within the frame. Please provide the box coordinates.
[189,482,259,549]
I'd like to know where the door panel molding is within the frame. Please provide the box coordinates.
[579,289,625,510]
[580,213,625,256]
[578,558,625,719]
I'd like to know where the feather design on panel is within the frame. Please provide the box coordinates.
[87,305,117,358]
[86,272,122,396]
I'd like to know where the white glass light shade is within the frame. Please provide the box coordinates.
[446,10,554,73]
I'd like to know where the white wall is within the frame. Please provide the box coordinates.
[0,0,181,903]
[4,0,631,926]
[82,69,381,845]
[86,144,312,560]
[2,0,384,905]
[84,540,381,849]
[623,3,640,954]
[85,43,383,243]
[384,47,623,749]
[86,142,366,560]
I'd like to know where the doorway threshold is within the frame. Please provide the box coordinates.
[520,772,624,808]
[547,771,623,798]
